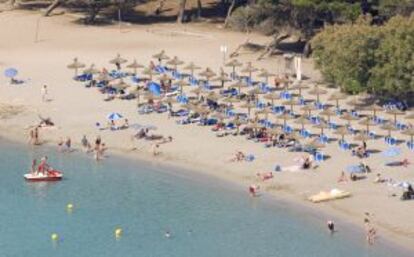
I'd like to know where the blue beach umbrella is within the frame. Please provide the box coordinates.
[148,82,161,96]
[4,68,18,78]
[107,112,123,121]
[382,147,401,158]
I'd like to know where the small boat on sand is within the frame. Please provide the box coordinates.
[24,170,63,182]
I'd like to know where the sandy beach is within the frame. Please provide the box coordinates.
[0,9,413,253]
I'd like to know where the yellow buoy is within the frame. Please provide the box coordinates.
[51,233,59,241]
[114,228,123,238]
[66,203,74,211]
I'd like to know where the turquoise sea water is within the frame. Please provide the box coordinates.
[0,139,410,257]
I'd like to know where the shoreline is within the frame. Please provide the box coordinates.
[1,131,413,255]
[1,9,414,255]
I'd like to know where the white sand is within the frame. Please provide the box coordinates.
[0,10,413,252]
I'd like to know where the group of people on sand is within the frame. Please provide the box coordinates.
[55,135,106,160]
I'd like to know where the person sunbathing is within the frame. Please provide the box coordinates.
[373,173,386,183]
[337,171,348,183]
[230,151,245,162]
[256,172,273,181]
[302,155,313,169]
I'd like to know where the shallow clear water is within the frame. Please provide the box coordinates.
[0,140,409,257]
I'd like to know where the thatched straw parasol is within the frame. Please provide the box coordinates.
[212,69,231,87]
[83,64,100,75]
[183,62,201,77]
[353,133,371,142]
[142,67,158,80]
[277,112,294,126]
[380,122,398,137]
[240,102,256,116]
[225,59,243,76]
[334,126,352,141]
[301,104,317,117]
[386,109,405,124]
[405,112,414,120]
[305,139,326,150]
[319,108,336,122]
[206,91,221,102]
[126,59,144,75]
[290,81,308,97]
[128,87,144,106]
[158,73,174,82]
[294,115,311,130]
[110,79,129,91]
[363,104,383,118]
[174,79,190,94]
[358,116,377,133]
[241,62,258,81]
[282,98,301,112]
[314,121,329,135]
[166,56,184,71]
[255,107,273,120]
[328,92,348,109]
[308,84,328,103]
[198,68,216,82]
[190,87,203,98]
[340,112,359,126]
[109,53,127,69]
[152,50,170,64]
[221,97,240,104]
[268,127,284,135]
[402,127,414,143]
[263,93,280,106]
[67,57,85,76]
[230,80,249,93]
[257,69,275,84]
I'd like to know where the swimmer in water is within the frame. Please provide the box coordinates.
[165,231,171,239]
[327,220,335,233]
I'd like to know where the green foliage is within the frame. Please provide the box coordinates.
[311,15,414,100]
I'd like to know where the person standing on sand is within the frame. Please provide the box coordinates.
[151,144,160,156]
[41,85,48,102]
[28,129,34,145]
[327,220,335,233]
[34,127,39,145]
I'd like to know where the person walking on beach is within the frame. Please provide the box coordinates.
[34,127,39,145]
[327,220,335,233]
[41,85,48,102]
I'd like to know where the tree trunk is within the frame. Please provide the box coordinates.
[224,0,236,27]
[44,0,62,17]
[196,0,202,19]
[177,0,187,23]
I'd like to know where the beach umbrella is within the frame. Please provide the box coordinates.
[247,122,264,130]
[230,80,249,94]
[294,115,311,130]
[290,81,308,97]
[305,139,326,150]
[110,79,130,91]
[347,97,364,110]
[353,133,371,142]
[282,98,301,112]
[340,112,359,126]
[174,79,190,94]
[97,72,111,82]
[263,93,280,106]
[328,92,348,109]
[402,128,414,143]
[358,116,377,133]
[142,68,158,80]
[268,126,284,135]
[241,62,258,81]
[206,91,221,102]
[190,87,203,98]
[314,121,329,135]
[380,122,398,137]
[193,106,210,115]
[240,102,256,116]
[126,59,144,75]
[166,56,184,71]
[319,108,336,122]
[129,87,144,106]
[225,59,243,76]
[382,147,401,158]
[83,64,100,75]
[152,50,170,64]
[183,62,201,77]
[198,68,216,82]
[405,112,414,121]
[386,109,405,124]
[301,104,317,117]
[257,69,275,84]
[334,126,351,141]
[109,53,127,69]
[212,69,231,88]
[67,58,85,76]
[363,104,383,118]
[277,112,294,127]
[274,76,290,89]
[308,84,328,103]
[163,96,177,105]
[247,87,266,96]
[255,107,273,120]
[158,73,175,83]
[288,131,301,141]
[221,97,240,104]
[107,112,123,121]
